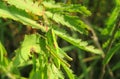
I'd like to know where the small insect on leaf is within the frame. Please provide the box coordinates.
[30,47,39,58]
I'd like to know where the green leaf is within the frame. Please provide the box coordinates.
[47,63,64,79]
[58,48,73,61]
[61,62,75,79]
[63,4,91,16]
[115,0,120,6]
[5,0,44,16]
[0,1,46,31]
[115,29,120,39]
[103,43,120,65]
[46,29,73,70]
[46,11,89,34]
[78,60,98,79]
[13,34,41,66]
[46,45,70,68]
[43,1,91,16]
[30,70,43,79]
[112,62,120,71]
[29,59,47,79]
[42,1,61,9]
[102,1,120,35]
[46,29,60,68]
[54,30,103,55]
[0,41,8,67]
[78,54,88,79]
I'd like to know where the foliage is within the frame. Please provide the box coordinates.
[0,0,120,79]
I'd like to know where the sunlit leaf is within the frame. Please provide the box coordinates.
[0,1,46,31]
[43,1,91,16]
[45,11,90,34]
[47,63,64,79]
[54,30,103,55]
[0,41,8,67]
[61,63,75,79]
[13,34,41,66]
[46,29,60,68]
[5,0,44,16]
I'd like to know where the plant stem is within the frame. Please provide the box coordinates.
[100,13,120,79]
[106,16,120,53]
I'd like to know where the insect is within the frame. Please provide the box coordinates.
[24,0,43,5]
[30,47,39,58]
[33,0,43,5]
